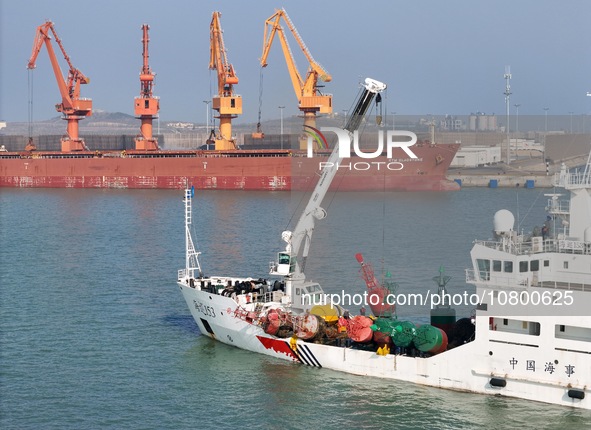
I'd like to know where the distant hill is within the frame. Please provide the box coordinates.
[3,111,141,135]
[87,111,137,124]
[30,111,134,124]
[83,111,138,128]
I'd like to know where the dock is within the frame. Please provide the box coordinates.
[448,154,589,188]
[448,158,552,188]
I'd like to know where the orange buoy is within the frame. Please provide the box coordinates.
[348,315,374,343]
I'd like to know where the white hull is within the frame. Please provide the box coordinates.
[179,282,590,409]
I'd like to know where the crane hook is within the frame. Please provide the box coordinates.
[375,93,383,126]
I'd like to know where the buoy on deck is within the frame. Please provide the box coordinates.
[431,306,456,334]
[295,314,324,340]
[347,315,374,343]
[413,324,448,354]
[430,266,456,334]
[391,321,416,347]
[355,253,397,318]
[264,309,281,336]
[311,304,343,323]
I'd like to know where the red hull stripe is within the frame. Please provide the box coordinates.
[256,335,300,362]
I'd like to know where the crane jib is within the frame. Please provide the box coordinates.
[277,78,386,282]
[345,89,375,133]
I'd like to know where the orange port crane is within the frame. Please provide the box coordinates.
[134,24,160,151]
[260,8,332,148]
[209,11,242,150]
[27,21,92,152]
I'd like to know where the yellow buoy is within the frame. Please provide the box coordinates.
[310,304,343,324]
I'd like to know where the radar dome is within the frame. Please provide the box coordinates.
[493,209,515,234]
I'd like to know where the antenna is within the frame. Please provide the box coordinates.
[504,65,512,165]
[516,191,520,233]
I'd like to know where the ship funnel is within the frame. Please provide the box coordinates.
[493,209,515,236]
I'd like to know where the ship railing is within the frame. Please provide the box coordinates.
[474,240,512,252]
[0,153,22,159]
[465,269,529,288]
[177,269,194,286]
[546,198,569,214]
[474,238,589,255]
[236,291,284,305]
[556,239,591,254]
[474,239,544,255]
[554,171,591,188]
[177,268,198,281]
[253,291,285,304]
[537,280,591,292]
[466,269,591,292]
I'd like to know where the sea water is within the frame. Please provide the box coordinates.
[1,187,588,429]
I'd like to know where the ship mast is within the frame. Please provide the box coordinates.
[183,187,202,279]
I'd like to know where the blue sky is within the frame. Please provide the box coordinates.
[1,0,590,123]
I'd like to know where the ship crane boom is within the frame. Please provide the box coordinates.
[27,21,92,152]
[271,78,386,285]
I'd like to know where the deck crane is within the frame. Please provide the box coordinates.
[260,8,332,149]
[134,24,160,151]
[270,78,386,308]
[27,21,92,152]
[209,11,242,150]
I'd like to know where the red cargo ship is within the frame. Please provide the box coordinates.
[0,142,459,191]
[9,19,460,192]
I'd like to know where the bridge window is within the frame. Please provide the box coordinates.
[477,259,490,281]
[493,260,502,272]
[504,261,513,273]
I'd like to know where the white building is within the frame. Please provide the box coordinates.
[451,145,501,167]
